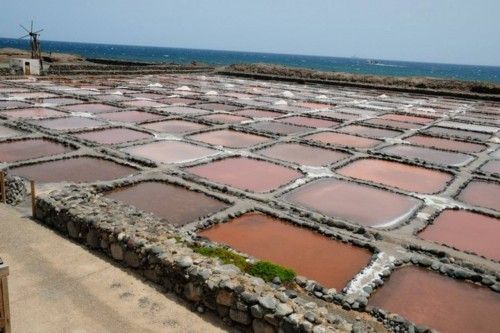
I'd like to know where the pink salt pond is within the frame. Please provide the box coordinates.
[73,128,151,145]
[380,144,474,166]
[199,113,249,124]
[337,158,452,194]
[248,121,309,135]
[457,180,500,211]
[235,109,283,119]
[199,212,371,289]
[339,125,402,139]
[123,141,218,164]
[186,157,303,192]
[161,106,209,116]
[64,103,120,114]
[96,111,164,123]
[0,107,67,119]
[257,143,348,167]
[189,130,270,148]
[283,178,420,228]
[0,101,31,109]
[0,139,70,162]
[304,132,382,148]
[379,113,434,124]
[141,120,208,134]
[9,157,136,183]
[419,210,500,261]
[424,126,491,141]
[0,125,24,138]
[33,117,106,131]
[105,182,228,226]
[38,98,83,106]
[278,116,339,128]
[369,266,500,333]
[297,102,332,110]
[405,135,486,153]
[480,160,500,175]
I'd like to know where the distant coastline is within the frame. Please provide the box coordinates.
[1,37,499,83]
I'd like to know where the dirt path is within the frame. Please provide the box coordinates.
[0,203,229,333]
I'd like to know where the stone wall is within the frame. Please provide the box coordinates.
[0,175,26,205]
[34,186,382,333]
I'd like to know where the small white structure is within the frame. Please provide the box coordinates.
[9,58,42,75]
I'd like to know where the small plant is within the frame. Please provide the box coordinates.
[193,246,248,271]
[247,261,296,283]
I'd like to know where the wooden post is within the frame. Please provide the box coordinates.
[0,261,11,333]
[0,171,5,204]
[31,180,36,218]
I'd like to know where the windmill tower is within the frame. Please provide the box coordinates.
[19,21,44,61]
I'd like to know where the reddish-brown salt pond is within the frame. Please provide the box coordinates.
[297,102,332,110]
[363,119,421,130]
[480,160,500,175]
[105,182,229,226]
[419,210,500,261]
[379,113,434,124]
[380,145,474,166]
[0,139,71,162]
[405,135,486,153]
[9,157,136,183]
[64,103,121,114]
[96,111,164,123]
[161,106,210,116]
[235,109,283,119]
[369,266,500,333]
[38,97,83,106]
[0,101,31,109]
[257,143,349,167]
[0,125,25,138]
[122,100,165,108]
[73,128,152,145]
[316,111,361,122]
[189,130,270,148]
[424,126,491,141]
[0,107,67,119]
[248,121,310,135]
[186,157,303,192]
[141,120,208,134]
[200,212,371,289]
[199,113,250,124]
[339,125,402,139]
[33,117,106,131]
[304,132,382,148]
[283,178,420,227]
[337,158,452,194]
[457,180,500,211]
[278,116,340,128]
[123,141,218,164]
[196,103,239,112]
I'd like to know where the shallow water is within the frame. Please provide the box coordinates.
[339,125,402,139]
[0,139,70,162]
[141,119,208,134]
[419,210,500,261]
[106,181,228,226]
[200,212,371,289]
[186,157,302,192]
[73,128,151,145]
[380,144,473,166]
[283,178,420,227]
[189,129,270,148]
[33,117,106,130]
[257,142,348,167]
[10,157,136,183]
[96,110,164,123]
[405,135,485,153]
[305,132,382,148]
[337,158,452,193]
[369,266,500,333]
[64,103,120,113]
[123,141,218,164]
[1,107,67,119]
[457,180,500,211]
[278,116,339,128]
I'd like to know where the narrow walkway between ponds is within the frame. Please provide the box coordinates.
[0,203,229,333]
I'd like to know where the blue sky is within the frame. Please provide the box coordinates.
[1,0,499,66]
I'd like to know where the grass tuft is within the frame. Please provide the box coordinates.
[193,246,249,271]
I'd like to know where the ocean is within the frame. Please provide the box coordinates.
[1,37,499,83]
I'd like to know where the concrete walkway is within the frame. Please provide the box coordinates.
[0,203,228,333]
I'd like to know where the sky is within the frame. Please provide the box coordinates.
[1,0,499,66]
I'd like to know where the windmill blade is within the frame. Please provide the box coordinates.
[34,29,44,34]
[18,34,30,39]
[31,20,33,32]
[19,24,30,33]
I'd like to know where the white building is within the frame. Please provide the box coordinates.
[9,58,42,75]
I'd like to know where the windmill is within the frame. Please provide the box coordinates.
[19,20,44,61]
